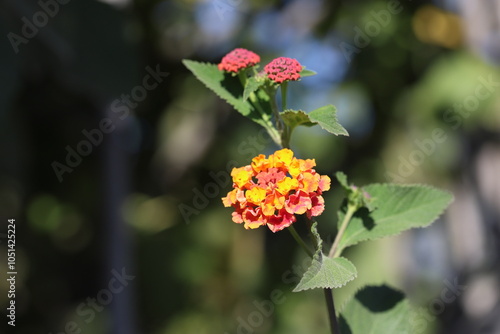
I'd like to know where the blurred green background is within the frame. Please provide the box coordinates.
[1,0,499,333]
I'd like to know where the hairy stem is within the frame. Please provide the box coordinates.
[288,225,313,258]
[328,204,357,258]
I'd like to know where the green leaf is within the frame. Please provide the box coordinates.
[281,107,349,137]
[293,223,357,292]
[300,68,317,77]
[293,256,357,291]
[308,105,349,136]
[182,60,271,128]
[243,76,265,101]
[339,285,412,334]
[337,184,454,253]
[335,171,350,191]
[281,109,316,130]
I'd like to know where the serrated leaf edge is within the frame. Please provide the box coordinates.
[308,104,349,136]
[182,59,252,116]
[294,223,357,292]
[338,183,454,250]
[293,255,358,292]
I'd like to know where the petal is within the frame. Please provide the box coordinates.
[276,177,299,195]
[245,186,267,204]
[285,191,312,214]
[231,166,253,188]
[222,189,237,207]
[267,209,296,232]
[273,192,286,209]
[300,172,320,193]
[308,195,325,217]
[319,175,331,192]
[251,154,270,173]
[261,191,285,216]
[299,159,316,171]
[231,210,244,224]
[288,158,301,178]
[262,199,276,216]
[236,189,246,203]
[243,207,266,229]
[273,148,294,168]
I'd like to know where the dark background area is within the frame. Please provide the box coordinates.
[0,0,499,333]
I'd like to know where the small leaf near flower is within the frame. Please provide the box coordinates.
[293,223,357,292]
[300,68,317,77]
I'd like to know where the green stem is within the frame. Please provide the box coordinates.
[328,204,357,258]
[288,225,314,258]
[302,217,340,334]
[281,82,288,111]
[268,88,282,129]
[240,76,279,146]
[302,216,317,246]
[266,84,292,148]
[279,83,292,148]
[281,124,292,149]
[324,288,340,334]
[248,92,280,145]
[238,71,247,86]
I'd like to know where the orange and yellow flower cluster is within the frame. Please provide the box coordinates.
[222,149,331,232]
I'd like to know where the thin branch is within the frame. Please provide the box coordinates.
[324,288,341,334]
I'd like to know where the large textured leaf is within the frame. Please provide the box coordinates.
[337,184,453,253]
[339,285,412,334]
[293,223,357,292]
[308,105,349,136]
[182,60,270,127]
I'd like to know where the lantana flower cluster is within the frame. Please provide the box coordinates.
[217,48,260,73]
[222,149,331,232]
[218,48,302,84]
[264,57,302,83]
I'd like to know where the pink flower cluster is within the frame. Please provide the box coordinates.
[218,48,261,73]
[264,57,302,83]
